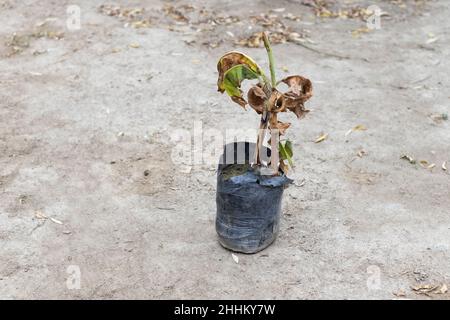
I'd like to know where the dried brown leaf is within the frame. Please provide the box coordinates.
[438,284,448,294]
[280,75,313,119]
[401,155,416,164]
[231,96,247,108]
[217,51,263,94]
[276,121,291,135]
[247,85,266,114]
[315,133,328,143]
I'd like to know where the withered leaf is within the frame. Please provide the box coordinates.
[217,52,264,108]
[282,75,313,99]
[247,85,266,114]
[217,51,263,93]
[401,155,416,164]
[221,64,260,108]
[276,121,291,135]
[280,75,313,119]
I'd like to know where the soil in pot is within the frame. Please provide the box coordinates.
[216,142,292,254]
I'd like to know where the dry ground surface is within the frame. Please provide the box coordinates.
[0,0,449,299]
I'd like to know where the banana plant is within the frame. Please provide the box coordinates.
[217,32,313,175]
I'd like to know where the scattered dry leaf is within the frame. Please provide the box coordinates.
[419,160,429,168]
[442,161,447,171]
[315,133,328,143]
[393,289,406,297]
[401,155,416,164]
[247,85,266,114]
[345,124,367,136]
[129,42,140,48]
[35,211,48,219]
[276,121,291,135]
[438,284,448,294]
[357,149,366,158]
[231,253,239,264]
[412,283,448,295]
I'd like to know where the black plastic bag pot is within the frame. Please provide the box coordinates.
[216,142,292,253]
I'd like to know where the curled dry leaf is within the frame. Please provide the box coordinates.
[401,154,416,164]
[247,85,266,114]
[282,76,313,98]
[442,161,447,171]
[419,160,429,168]
[217,51,264,108]
[412,284,448,295]
[231,253,239,264]
[217,51,263,92]
[280,75,313,119]
[276,121,291,135]
[268,89,284,112]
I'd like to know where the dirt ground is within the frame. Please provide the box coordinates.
[0,0,449,299]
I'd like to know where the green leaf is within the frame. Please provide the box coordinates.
[221,64,260,107]
[279,140,294,167]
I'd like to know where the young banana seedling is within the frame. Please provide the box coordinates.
[217,32,313,175]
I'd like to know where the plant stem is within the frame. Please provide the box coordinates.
[262,32,280,175]
[262,32,276,88]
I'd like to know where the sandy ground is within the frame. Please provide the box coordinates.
[0,0,449,299]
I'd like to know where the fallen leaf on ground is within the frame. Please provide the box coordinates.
[419,160,429,168]
[50,217,63,225]
[401,155,416,164]
[437,284,448,294]
[430,113,448,123]
[231,253,239,264]
[129,42,140,48]
[352,27,371,38]
[345,124,367,136]
[392,289,406,297]
[315,133,328,143]
[412,284,448,295]
[357,149,366,158]
[442,161,447,171]
[411,284,439,294]
[35,211,48,219]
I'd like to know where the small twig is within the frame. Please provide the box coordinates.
[262,32,279,174]
[292,39,369,62]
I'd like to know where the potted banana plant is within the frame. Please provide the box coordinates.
[215,32,313,253]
